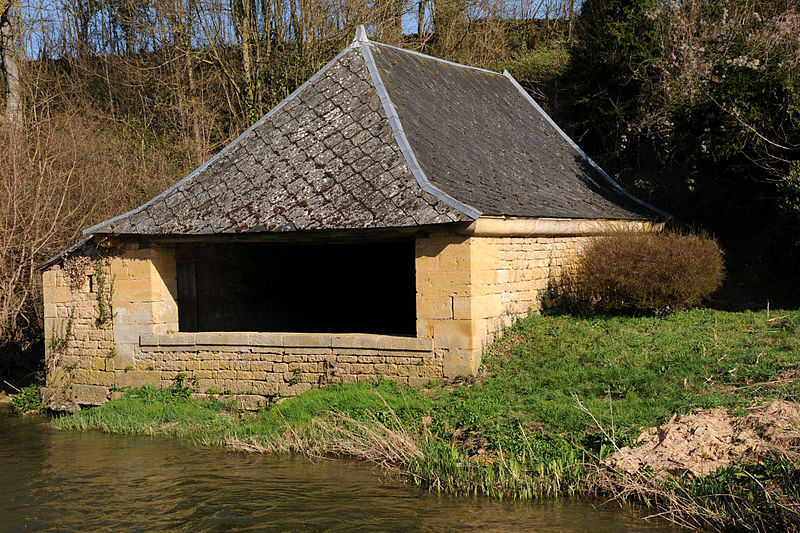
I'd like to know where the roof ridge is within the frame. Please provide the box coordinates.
[83,45,362,236]
[367,40,501,76]
[357,42,481,220]
[501,70,671,220]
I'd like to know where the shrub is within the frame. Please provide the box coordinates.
[543,231,724,315]
[11,384,44,412]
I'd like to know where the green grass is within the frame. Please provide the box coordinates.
[430,308,800,453]
[53,309,800,525]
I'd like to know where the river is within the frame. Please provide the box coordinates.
[0,406,683,532]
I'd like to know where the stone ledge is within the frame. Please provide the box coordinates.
[140,331,433,353]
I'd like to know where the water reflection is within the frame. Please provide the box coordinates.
[0,407,682,532]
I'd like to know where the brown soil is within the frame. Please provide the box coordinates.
[605,400,800,476]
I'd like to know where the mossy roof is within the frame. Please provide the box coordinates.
[84,27,666,237]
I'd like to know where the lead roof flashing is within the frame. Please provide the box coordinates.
[358,41,482,220]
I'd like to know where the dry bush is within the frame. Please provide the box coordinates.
[0,109,193,353]
[543,231,724,315]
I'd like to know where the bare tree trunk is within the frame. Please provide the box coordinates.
[274,0,284,46]
[568,0,575,42]
[0,4,21,129]
[418,0,425,38]
[290,0,301,50]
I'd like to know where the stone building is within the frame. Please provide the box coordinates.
[38,26,666,410]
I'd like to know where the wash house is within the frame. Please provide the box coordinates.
[39,27,665,410]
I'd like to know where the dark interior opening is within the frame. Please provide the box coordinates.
[175,240,416,336]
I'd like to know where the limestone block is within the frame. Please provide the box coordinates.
[282,333,333,348]
[249,333,284,347]
[195,332,250,346]
[109,257,130,280]
[416,319,435,339]
[417,295,452,319]
[251,361,273,372]
[439,246,470,271]
[71,384,109,405]
[414,254,440,272]
[441,347,480,378]
[114,279,155,302]
[279,382,313,396]
[379,335,432,352]
[124,258,153,280]
[472,294,504,319]
[233,361,251,372]
[433,320,474,350]
[252,380,279,396]
[115,370,162,388]
[151,301,179,326]
[451,297,470,320]
[113,304,152,327]
[236,395,268,411]
[331,334,377,349]
[198,379,221,392]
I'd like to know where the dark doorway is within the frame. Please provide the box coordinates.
[175,240,416,336]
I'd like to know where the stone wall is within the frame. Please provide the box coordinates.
[135,332,439,409]
[41,242,180,409]
[41,239,441,410]
[469,235,587,347]
[414,229,588,377]
[42,261,116,409]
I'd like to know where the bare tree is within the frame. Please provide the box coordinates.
[0,0,21,129]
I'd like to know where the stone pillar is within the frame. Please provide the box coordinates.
[110,243,178,373]
[415,232,482,377]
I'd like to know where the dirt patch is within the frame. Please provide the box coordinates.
[605,400,800,476]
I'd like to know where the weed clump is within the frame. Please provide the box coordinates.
[11,384,43,412]
[543,231,724,315]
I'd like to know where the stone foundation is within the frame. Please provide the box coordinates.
[136,332,439,399]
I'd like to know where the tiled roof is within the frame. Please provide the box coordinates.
[370,43,664,220]
[86,28,665,236]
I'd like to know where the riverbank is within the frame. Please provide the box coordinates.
[50,309,800,531]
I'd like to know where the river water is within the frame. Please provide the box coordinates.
[0,406,682,532]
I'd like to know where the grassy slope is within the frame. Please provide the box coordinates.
[435,309,800,451]
[54,309,800,513]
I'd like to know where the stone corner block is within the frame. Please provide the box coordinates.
[113,352,137,371]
